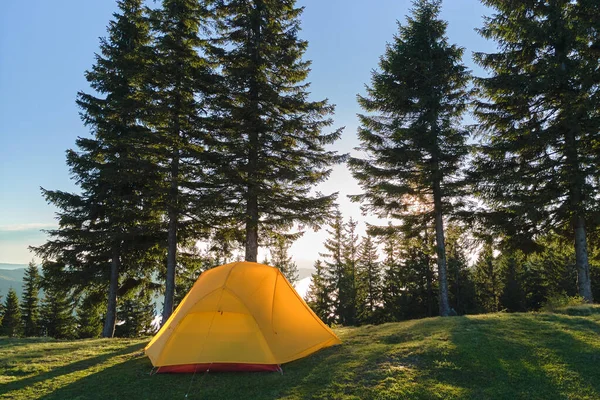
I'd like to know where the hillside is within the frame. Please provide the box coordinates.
[0,265,26,299]
[2,308,600,399]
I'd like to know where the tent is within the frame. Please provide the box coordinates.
[145,261,341,373]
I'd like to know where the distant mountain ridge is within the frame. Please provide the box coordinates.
[0,264,27,299]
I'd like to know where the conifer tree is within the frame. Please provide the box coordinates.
[499,253,526,313]
[33,0,163,338]
[40,262,75,339]
[306,260,332,324]
[356,235,381,324]
[76,292,104,339]
[210,0,345,262]
[473,0,600,302]
[380,231,405,322]
[445,226,476,315]
[115,288,155,338]
[268,234,300,284]
[340,218,359,325]
[150,0,221,324]
[1,288,22,337]
[349,0,471,316]
[473,244,501,313]
[320,210,347,325]
[21,261,41,336]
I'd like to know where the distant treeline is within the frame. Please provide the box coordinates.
[27,0,599,339]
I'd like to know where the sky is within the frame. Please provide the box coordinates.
[0,0,496,267]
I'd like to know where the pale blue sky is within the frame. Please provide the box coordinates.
[0,0,494,266]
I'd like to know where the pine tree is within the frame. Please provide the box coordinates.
[1,288,22,337]
[340,218,359,325]
[76,292,104,339]
[349,0,471,317]
[115,289,156,338]
[306,260,332,324]
[32,0,163,338]
[320,210,351,325]
[268,234,300,285]
[499,252,526,313]
[445,226,477,315]
[210,0,345,262]
[473,0,600,302]
[380,231,405,322]
[40,262,75,339]
[356,235,381,324]
[399,237,438,319]
[40,287,75,339]
[473,244,502,313]
[21,261,41,336]
[149,0,221,324]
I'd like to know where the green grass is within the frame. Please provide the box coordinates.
[2,308,600,399]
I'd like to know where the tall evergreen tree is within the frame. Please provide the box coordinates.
[380,230,405,322]
[306,260,332,324]
[32,0,163,338]
[445,226,477,315]
[319,210,347,325]
[150,0,220,324]
[473,0,600,302]
[499,252,526,312]
[356,235,382,324]
[1,288,22,337]
[473,244,502,313]
[76,292,104,339]
[349,0,471,316]
[115,288,156,338]
[21,261,41,337]
[40,261,76,339]
[268,234,300,284]
[340,218,359,325]
[210,0,345,262]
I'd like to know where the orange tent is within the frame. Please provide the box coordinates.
[145,261,340,373]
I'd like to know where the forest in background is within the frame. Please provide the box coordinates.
[1,0,599,339]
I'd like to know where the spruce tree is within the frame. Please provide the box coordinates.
[76,292,104,339]
[40,261,76,339]
[210,0,345,262]
[33,0,163,338]
[349,0,471,316]
[150,0,221,324]
[473,244,502,313]
[499,253,526,313]
[21,261,41,336]
[1,288,22,337]
[380,231,405,322]
[306,260,332,324]
[473,0,600,302]
[356,235,382,324]
[320,210,348,325]
[445,226,477,315]
[268,234,300,284]
[115,289,155,338]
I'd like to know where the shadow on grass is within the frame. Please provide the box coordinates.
[441,314,600,399]
[2,342,145,398]
[15,314,600,400]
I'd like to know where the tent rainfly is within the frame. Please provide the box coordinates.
[145,261,341,373]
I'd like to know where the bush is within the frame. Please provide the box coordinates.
[541,292,586,312]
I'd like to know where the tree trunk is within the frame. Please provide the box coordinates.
[245,189,259,262]
[244,0,262,263]
[574,216,593,302]
[433,173,450,316]
[564,122,593,302]
[162,150,179,324]
[102,248,120,338]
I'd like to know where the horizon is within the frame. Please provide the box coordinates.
[0,0,494,265]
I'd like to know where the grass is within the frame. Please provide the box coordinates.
[2,307,600,400]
